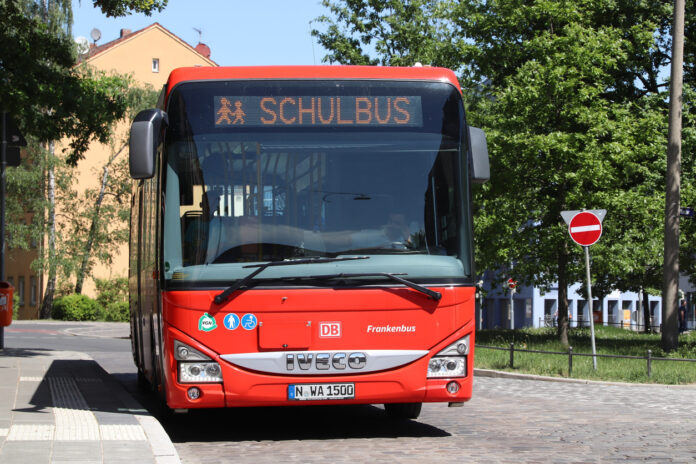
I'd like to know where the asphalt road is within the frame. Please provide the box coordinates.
[5,321,696,463]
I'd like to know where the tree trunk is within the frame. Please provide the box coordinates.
[74,164,109,294]
[643,288,652,333]
[662,0,685,352]
[74,143,125,294]
[39,142,56,319]
[557,248,569,347]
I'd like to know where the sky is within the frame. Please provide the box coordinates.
[71,0,330,66]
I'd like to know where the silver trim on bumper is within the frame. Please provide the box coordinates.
[221,349,428,375]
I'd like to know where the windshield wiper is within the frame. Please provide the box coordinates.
[326,247,423,257]
[213,256,369,305]
[294,272,442,301]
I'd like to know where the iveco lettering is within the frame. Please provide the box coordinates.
[128,65,489,420]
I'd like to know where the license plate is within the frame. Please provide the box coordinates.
[288,383,355,401]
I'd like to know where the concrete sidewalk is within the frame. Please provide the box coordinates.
[0,333,179,463]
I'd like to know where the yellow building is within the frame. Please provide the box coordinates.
[7,23,217,318]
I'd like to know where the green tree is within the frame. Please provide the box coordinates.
[72,83,158,294]
[312,0,461,69]
[91,0,167,17]
[314,0,683,346]
[2,0,170,317]
[0,0,137,164]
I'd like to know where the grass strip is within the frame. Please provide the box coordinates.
[475,326,696,384]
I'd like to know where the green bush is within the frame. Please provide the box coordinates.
[102,301,129,322]
[94,277,128,309]
[52,294,100,321]
[94,278,129,322]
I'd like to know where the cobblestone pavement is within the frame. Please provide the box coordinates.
[171,376,696,463]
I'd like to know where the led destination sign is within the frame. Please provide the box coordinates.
[214,96,423,128]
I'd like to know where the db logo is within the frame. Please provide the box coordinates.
[319,322,341,338]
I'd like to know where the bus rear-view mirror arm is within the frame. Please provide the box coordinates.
[469,126,489,184]
[129,109,168,179]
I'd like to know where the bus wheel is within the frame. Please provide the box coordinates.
[150,348,174,420]
[384,402,422,420]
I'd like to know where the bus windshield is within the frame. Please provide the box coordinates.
[162,80,472,286]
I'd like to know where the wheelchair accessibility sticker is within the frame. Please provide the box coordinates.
[241,313,258,330]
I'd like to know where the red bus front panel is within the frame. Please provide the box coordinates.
[160,286,475,409]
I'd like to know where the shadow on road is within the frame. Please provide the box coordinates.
[10,358,150,419]
[116,370,451,442]
[161,404,451,442]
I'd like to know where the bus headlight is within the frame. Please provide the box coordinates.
[179,362,223,383]
[427,335,469,378]
[174,340,223,383]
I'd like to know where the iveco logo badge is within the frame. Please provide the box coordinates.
[286,352,366,371]
[221,350,428,375]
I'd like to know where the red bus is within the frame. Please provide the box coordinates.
[128,66,489,419]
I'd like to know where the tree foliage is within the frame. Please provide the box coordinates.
[17,80,159,293]
[314,0,695,345]
[312,0,460,69]
[0,0,167,164]
[91,0,167,17]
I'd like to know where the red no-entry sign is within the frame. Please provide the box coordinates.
[567,211,603,246]
[560,209,605,369]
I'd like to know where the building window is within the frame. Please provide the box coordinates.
[152,58,159,73]
[30,276,37,306]
[18,276,24,306]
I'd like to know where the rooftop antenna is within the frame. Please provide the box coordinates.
[193,27,202,43]
[90,27,101,44]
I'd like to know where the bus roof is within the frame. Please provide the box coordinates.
[166,65,461,100]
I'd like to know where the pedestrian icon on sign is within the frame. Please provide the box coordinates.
[241,313,257,330]
[223,313,240,330]
[216,97,234,125]
[231,101,245,124]
[215,97,246,125]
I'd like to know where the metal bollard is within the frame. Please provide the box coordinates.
[510,342,515,369]
[647,350,652,378]
[568,346,573,376]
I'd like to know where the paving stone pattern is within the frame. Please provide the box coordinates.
[0,350,157,464]
[174,377,696,463]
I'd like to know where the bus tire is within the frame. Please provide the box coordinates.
[151,350,174,420]
[384,402,422,420]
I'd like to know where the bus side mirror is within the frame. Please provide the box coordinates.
[129,109,168,179]
[468,126,489,184]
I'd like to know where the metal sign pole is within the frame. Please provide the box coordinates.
[510,287,514,330]
[584,245,598,369]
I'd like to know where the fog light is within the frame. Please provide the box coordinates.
[187,387,201,400]
[446,381,460,394]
